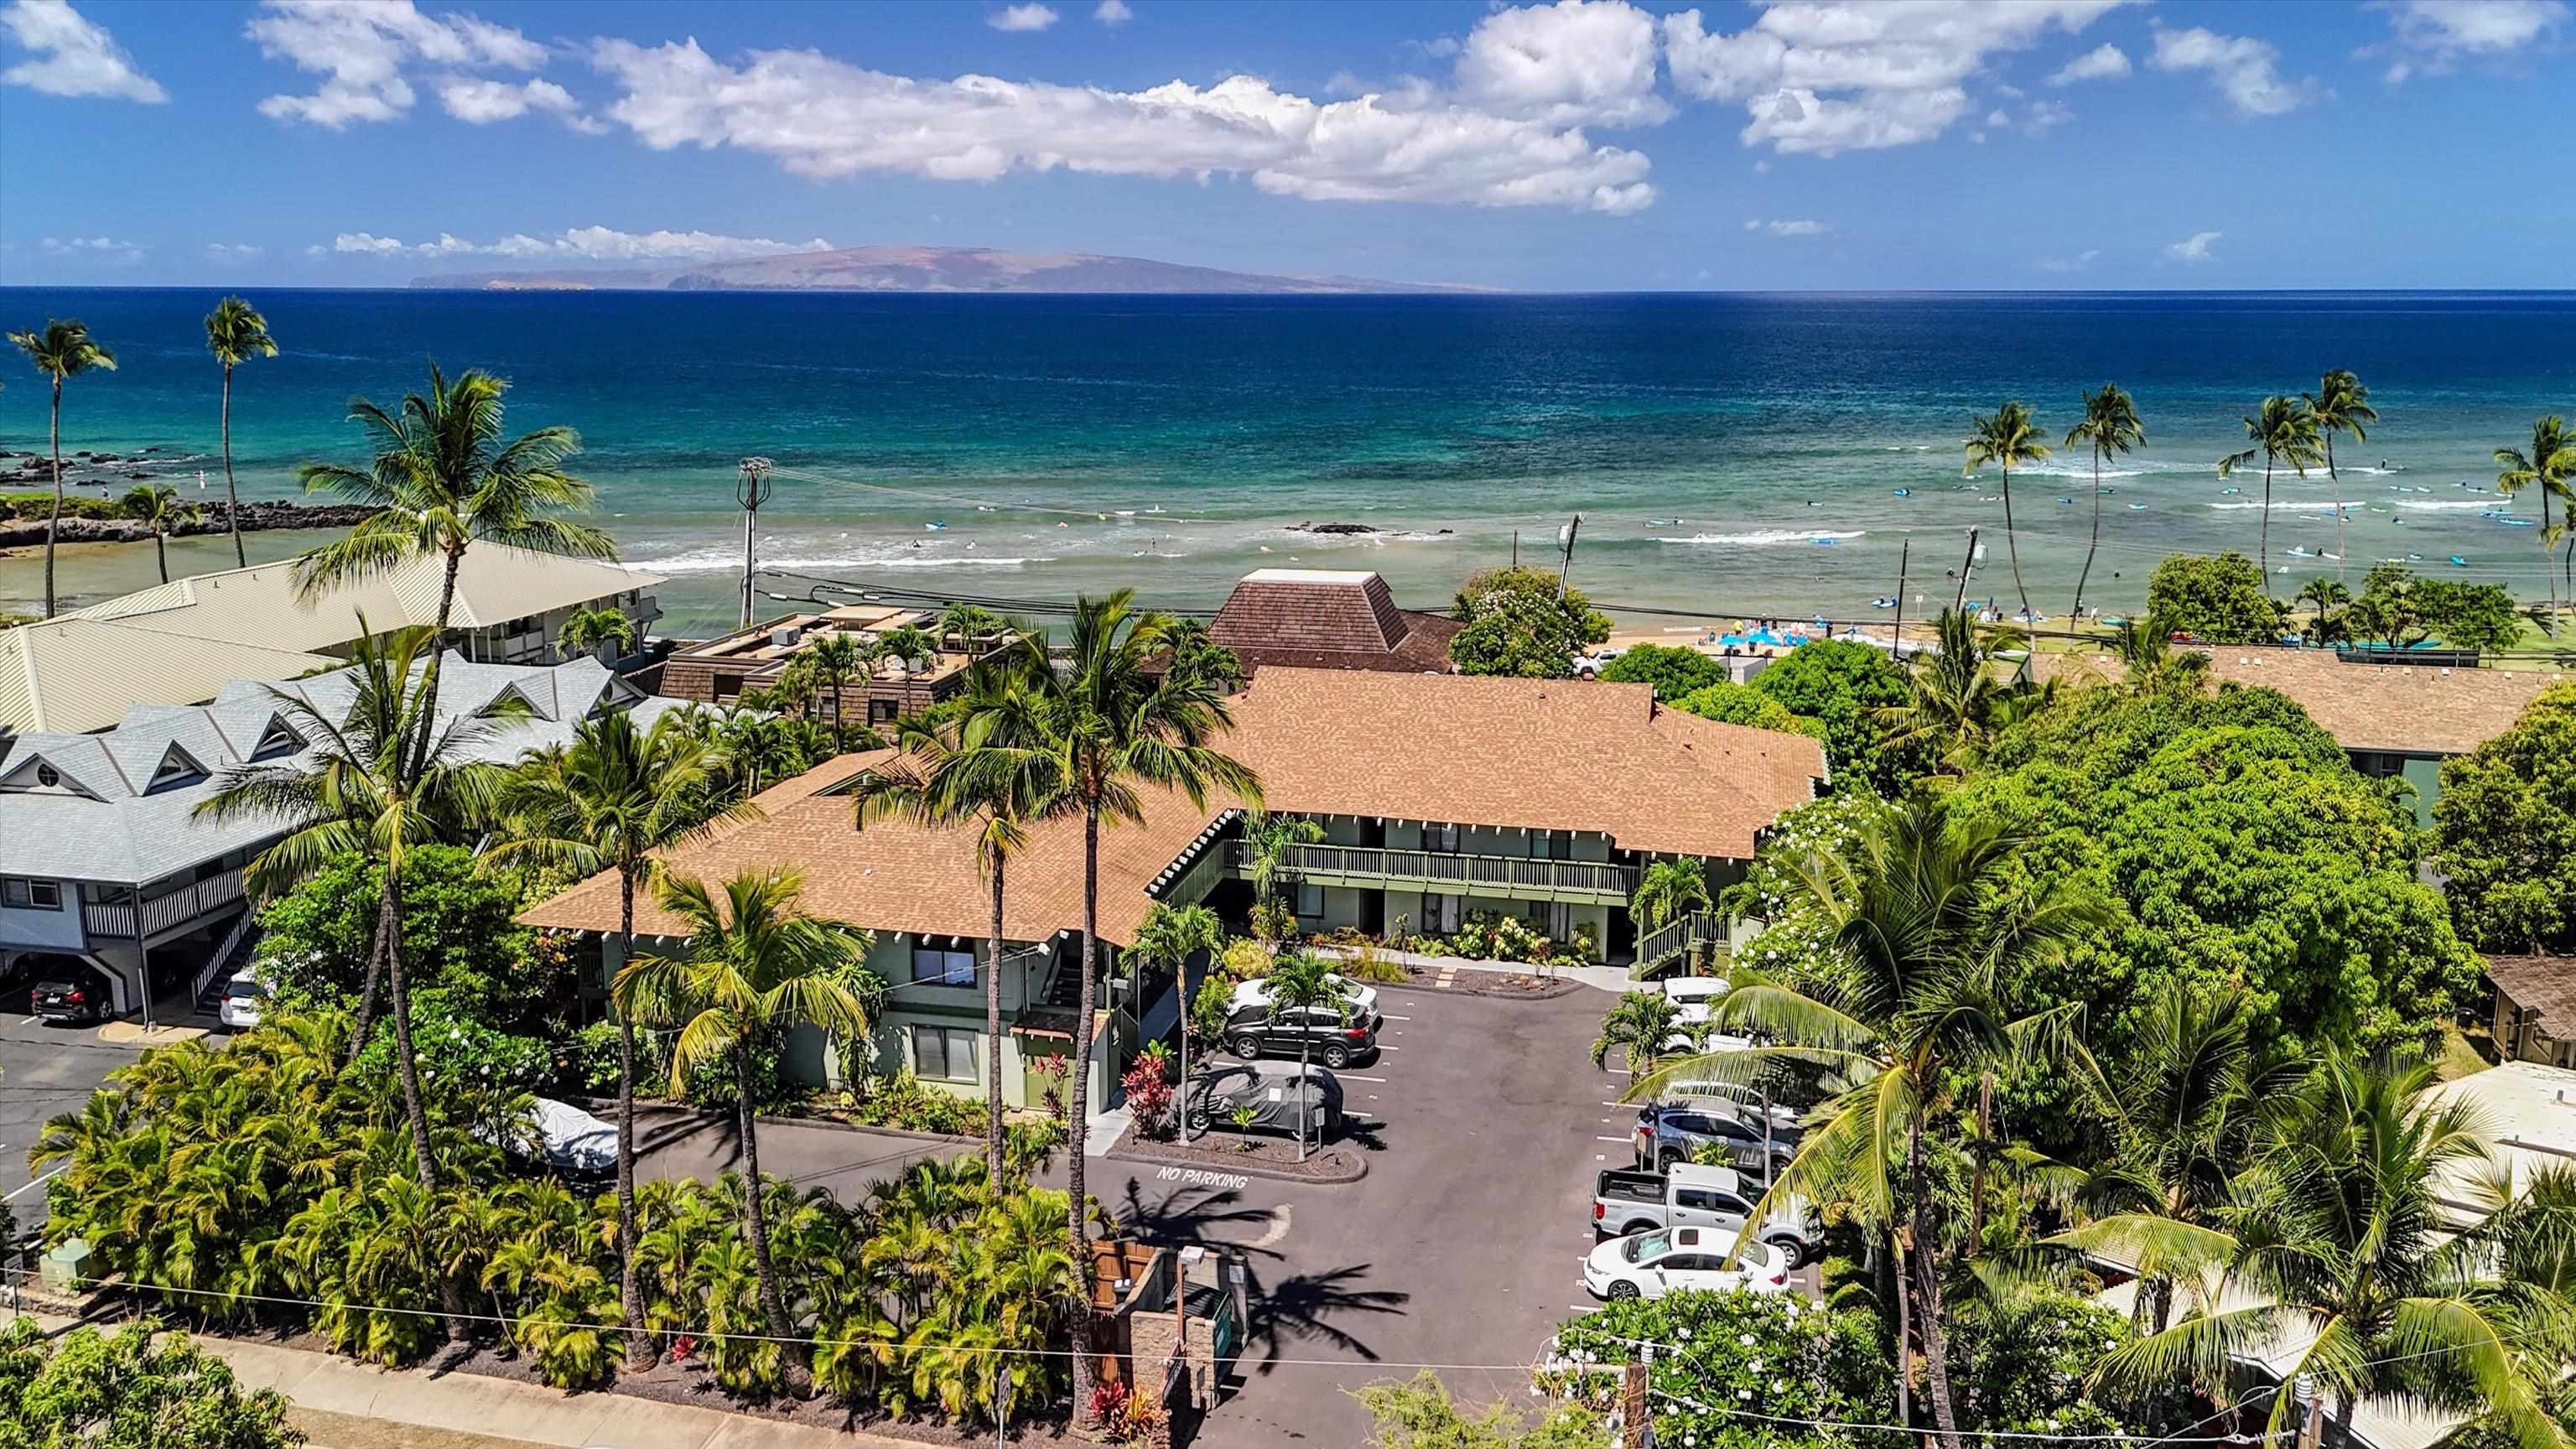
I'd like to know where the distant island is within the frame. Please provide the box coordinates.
[414,244,1487,295]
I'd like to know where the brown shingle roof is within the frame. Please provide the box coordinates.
[2487,954,2576,1030]
[1209,569,1461,674]
[2024,649,2566,757]
[521,668,1826,943]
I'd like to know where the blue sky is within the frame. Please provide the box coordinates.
[2,0,2568,290]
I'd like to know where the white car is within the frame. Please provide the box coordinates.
[1660,975,1729,1022]
[217,967,270,1031]
[1581,1224,1791,1301]
[1230,972,1380,1020]
[1572,648,1626,679]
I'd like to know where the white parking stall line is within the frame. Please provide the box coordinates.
[1338,1074,1389,1083]
[1378,1044,1400,1051]
[1595,1154,1607,1161]
[1380,1013,1412,1021]
[1594,1135,1630,1144]
[6,1166,64,1202]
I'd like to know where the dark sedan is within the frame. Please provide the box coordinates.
[30,978,102,1025]
[1182,1062,1344,1140]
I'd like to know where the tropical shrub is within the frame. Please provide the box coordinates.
[1742,639,1923,790]
[2436,680,2576,953]
[1675,680,1825,739]
[2146,553,2280,643]
[1944,1287,2134,1438]
[1599,644,1731,700]
[843,1069,988,1136]
[0,1317,304,1449]
[1190,976,1235,1045]
[255,844,564,1039]
[1449,566,1613,678]
[1545,1289,1898,1449]
[1121,1049,1176,1141]
[1354,1368,1609,1447]
[1218,938,1275,981]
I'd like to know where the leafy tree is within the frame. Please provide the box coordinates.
[557,605,638,662]
[1355,1368,1611,1448]
[1664,793,2111,1443]
[489,710,747,1367]
[1964,399,2054,620]
[252,843,553,1037]
[2305,370,2375,592]
[2064,383,2147,621]
[618,869,876,1384]
[1598,643,1730,700]
[2218,395,2326,567]
[1161,615,1245,693]
[2435,680,2576,953]
[800,630,873,735]
[1546,1289,1897,1449]
[2293,578,2351,646]
[8,317,117,618]
[2083,1050,2571,1449]
[1877,609,2021,774]
[1742,638,1920,791]
[119,481,203,584]
[0,1318,304,1449]
[937,601,1010,657]
[2350,564,2523,653]
[1676,679,1826,739]
[1943,1287,2136,1438]
[1630,857,1712,934]
[2146,553,2281,643]
[204,295,278,569]
[1449,565,1611,678]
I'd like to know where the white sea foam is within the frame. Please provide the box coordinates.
[2392,499,2507,511]
[631,546,1050,574]
[1659,529,1867,546]
[2206,499,2366,511]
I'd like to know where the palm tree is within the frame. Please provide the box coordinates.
[2054,981,2272,1335]
[1649,794,2112,1444]
[2219,395,2327,571]
[204,296,277,569]
[876,625,939,675]
[119,482,203,584]
[8,319,117,618]
[1122,901,1224,1142]
[1264,952,1343,1161]
[293,365,614,781]
[1591,990,1682,1078]
[557,605,637,662]
[1630,858,1712,935]
[488,710,749,1369]
[1239,808,1325,946]
[1964,401,2053,621]
[938,602,1009,657]
[851,660,1056,1183]
[948,589,1260,1421]
[1877,608,2019,773]
[2497,417,2571,636]
[195,624,516,1237]
[615,868,875,1380]
[2063,384,2146,621]
[2305,370,2376,591]
[2085,1049,2571,1449]
[802,631,873,737]
[2293,578,2351,647]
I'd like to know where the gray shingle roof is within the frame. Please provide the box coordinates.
[0,652,683,886]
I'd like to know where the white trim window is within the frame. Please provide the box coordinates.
[911,942,978,987]
[910,1025,979,1083]
[2,877,63,911]
[1426,891,1462,934]
[1296,881,1325,920]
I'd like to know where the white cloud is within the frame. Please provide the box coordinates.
[41,234,143,262]
[204,242,266,260]
[2025,97,2072,132]
[2372,0,2567,82]
[248,0,546,127]
[1454,0,1670,127]
[2048,42,2131,86]
[1093,0,1132,23]
[1663,1,2131,155]
[1743,217,1830,236]
[2035,247,2100,272]
[328,226,834,262]
[1752,158,1769,173]
[987,4,1059,32]
[2151,27,2316,117]
[2163,230,2220,262]
[2,0,166,102]
[586,36,1655,214]
[438,75,601,131]
[1986,107,2011,126]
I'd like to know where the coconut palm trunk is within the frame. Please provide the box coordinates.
[1908,1125,1965,1446]
[2326,433,2346,591]
[2075,449,2103,620]
[735,1043,797,1353]
[986,859,1008,1186]
[2261,454,2275,566]
[221,361,245,568]
[379,865,467,1335]
[44,377,61,618]
[1999,459,2028,620]
[616,869,649,1366]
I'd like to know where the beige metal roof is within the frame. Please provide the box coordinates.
[0,545,663,735]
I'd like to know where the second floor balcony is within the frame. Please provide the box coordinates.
[81,870,248,943]
[1223,839,1639,903]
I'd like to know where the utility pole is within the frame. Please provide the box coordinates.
[1892,538,1910,655]
[735,456,775,629]
[1620,1346,1652,1449]
[1952,527,1981,615]
[1557,513,1583,594]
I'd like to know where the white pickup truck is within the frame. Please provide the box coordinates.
[1589,1161,1815,1265]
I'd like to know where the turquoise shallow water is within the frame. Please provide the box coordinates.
[1,288,2569,633]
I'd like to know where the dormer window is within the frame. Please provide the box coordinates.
[34,763,57,788]
[254,717,304,758]
[148,745,206,791]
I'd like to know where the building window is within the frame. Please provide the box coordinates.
[714,673,745,703]
[911,942,978,986]
[1529,829,1572,860]
[1296,882,1325,919]
[1535,901,1571,939]
[911,1025,979,1082]
[1423,823,1460,854]
[3,877,63,911]
[1426,891,1461,933]
[34,763,59,788]
[870,697,900,724]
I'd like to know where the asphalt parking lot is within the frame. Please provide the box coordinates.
[0,1005,153,1229]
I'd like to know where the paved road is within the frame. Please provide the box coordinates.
[0,1007,148,1228]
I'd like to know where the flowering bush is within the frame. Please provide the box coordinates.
[1124,1043,1176,1140]
[1944,1286,2134,1438]
[1719,790,1893,988]
[1542,1288,1898,1449]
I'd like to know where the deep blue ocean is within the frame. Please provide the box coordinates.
[2,288,2569,633]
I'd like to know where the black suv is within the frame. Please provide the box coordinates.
[31,977,102,1025]
[1222,1000,1379,1068]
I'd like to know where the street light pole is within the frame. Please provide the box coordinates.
[735,457,774,629]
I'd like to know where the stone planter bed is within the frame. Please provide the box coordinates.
[1107,1128,1367,1184]
[1393,963,1581,999]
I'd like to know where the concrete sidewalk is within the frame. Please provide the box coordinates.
[7,1311,937,1449]
[1312,942,1632,995]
